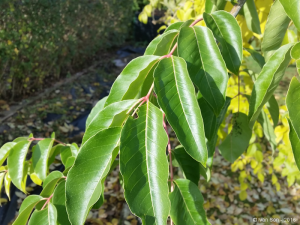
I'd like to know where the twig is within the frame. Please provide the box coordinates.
[230,0,247,18]
[29,137,67,146]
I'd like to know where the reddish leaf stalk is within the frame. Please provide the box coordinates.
[41,193,53,210]
[131,83,155,116]
[29,137,66,146]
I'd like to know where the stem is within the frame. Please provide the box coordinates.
[230,0,247,17]
[41,194,53,210]
[189,17,203,27]
[29,137,66,146]
[131,83,155,116]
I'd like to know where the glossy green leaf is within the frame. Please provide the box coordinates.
[43,171,64,188]
[0,142,16,166]
[12,195,43,225]
[173,146,200,185]
[205,0,226,13]
[288,119,300,171]
[248,44,293,127]
[219,113,252,163]
[258,111,277,152]
[28,202,57,225]
[165,22,184,32]
[52,180,71,225]
[169,179,210,225]
[261,0,291,61]
[291,42,300,60]
[203,10,243,75]
[120,102,170,224]
[83,100,136,143]
[154,56,207,165]
[7,140,32,193]
[279,0,300,31]
[66,127,122,225]
[4,172,11,200]
[266,95,279,127]
[245,48,265,72]
[243,0,261,34]
[287,76,300,137]
[178,26,228,115]
[197,93,216,140]
[145,29,178,56]
[105,56,160,106]
[86,96,108,127]
[59,146,73,166]
[32,138,54,181]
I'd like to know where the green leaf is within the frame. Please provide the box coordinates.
[0,142,16,166]
[0,172,5,198]
[12,195,43,225]
[165,22,184,32]
[206,97,231,167]
[40,172,64,198]
[203,10,243,75]
[258,111,277,152]
[248,44,293,127]
[86,96,108,127]
[261,0,291,62]
[219,113,252,163]
[83,100,136,143]
[197,93,217,140]
[120,102,170,224]
[245,48,265,71]
[173,146,200,185]
[243,0,261,34]
[105,56,160,106]
[288,119,300,171]
[66,127,122,225]
[28,202,57,225]
[7,140,32,193]
[154,56,207,165]
[286,77,300,171]
[32,138,55,181]
[266,95,279,127]
[205,0,226,13]
[4,172,11,200]
[279,0,300,32]
[169,179,210,225]
[59,146,74,166]
[145,29,178,56]
[52,180,71,225]
[291,42,300,60]
[43,171,64,188]
[178,26,228,115]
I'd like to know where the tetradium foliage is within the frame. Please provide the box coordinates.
[1,0,300,224]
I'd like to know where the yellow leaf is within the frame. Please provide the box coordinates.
[138,12,148,24]
[239,190,247,200]
[203,201,210,210]
[30,173,42,186]
[271,174,278,185]
[144,4,152,17]
[240,182,248,191]
[258,173,264,183]
[251,159,258,169]
[267,205,276,214]
[287,175,295,187]
[176,9,185,21]
[184,1,193,11]
[7,40,12,45]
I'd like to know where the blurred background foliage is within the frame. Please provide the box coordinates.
[138,0,300,200]
[0,0,133,99]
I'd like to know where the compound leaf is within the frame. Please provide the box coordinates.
[154,56,207,165]
[120,102,170,224]
[178,26,228,115]
[203,10,243,75]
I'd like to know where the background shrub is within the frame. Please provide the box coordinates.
[0,0,133,99]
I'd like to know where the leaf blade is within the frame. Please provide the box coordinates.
[154,56,207,165]
[279,0,300,32]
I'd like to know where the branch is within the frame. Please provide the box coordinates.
[29,137,67,146]
[230,0,247,18]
